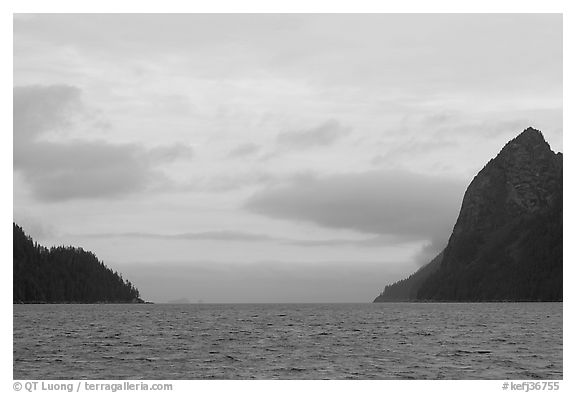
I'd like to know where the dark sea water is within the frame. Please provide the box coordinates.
[13,303,562,380]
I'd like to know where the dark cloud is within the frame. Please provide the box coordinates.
[16,142,150,201]
[276,120,350,150]
[245,170,467,249]
[13,85,192,202]
[227,143,260,159]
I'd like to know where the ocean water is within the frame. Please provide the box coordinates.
[13,303,562,380]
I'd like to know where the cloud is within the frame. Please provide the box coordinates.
[81,230,280,243]
[371,136,458,166]
[411,237,448,266]
[15,141,153,201]
[147,144,194,162]
[245,170,467,248]
[276,120,350,150]
[12,214,57,241]
[182,172,279,193]
[13,85,193,202]
[227,143,260,159]
[74,230,400,249]
[13,85,82,143]
[432,119,531,139]
[15,14,561,95]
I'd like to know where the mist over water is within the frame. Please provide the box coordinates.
[13,303,562,379]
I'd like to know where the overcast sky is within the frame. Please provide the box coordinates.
[13,14,562,302]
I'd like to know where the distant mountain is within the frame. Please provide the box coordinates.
[13,223,143,303]
[374,127,562,302]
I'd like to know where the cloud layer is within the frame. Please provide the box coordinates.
[227,143,260,159]
[245,170,467,248]
[13,85,82,142]
[75,229,400,249]
[13,85,193,201]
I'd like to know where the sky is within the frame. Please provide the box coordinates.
[12,13,562,303]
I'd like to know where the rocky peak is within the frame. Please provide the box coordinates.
[510,126,547,147]
[375,127,562,302]
[497,127,556,169]
[452,127,561,241]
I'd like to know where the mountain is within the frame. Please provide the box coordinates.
[13,223,144,303]
[374,127,562,302]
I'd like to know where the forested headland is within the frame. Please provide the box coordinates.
[13,223,143,304]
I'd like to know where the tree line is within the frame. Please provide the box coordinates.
[13,223,142,303]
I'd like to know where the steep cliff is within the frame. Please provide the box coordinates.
[375,127,562,302]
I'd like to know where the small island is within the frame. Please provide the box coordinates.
[13,223,145,304]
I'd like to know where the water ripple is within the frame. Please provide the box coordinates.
[13,303,562,379]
